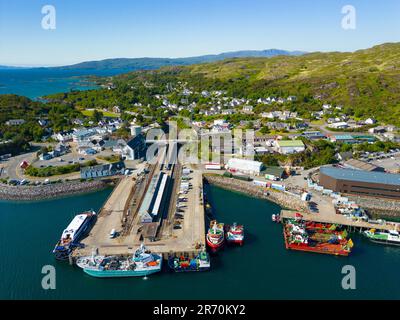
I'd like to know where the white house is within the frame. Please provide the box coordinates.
[329,122,349,130]
[365,118,377,125]
[54,131,74,143]
[276,140,305,155]
[214,119,228,126]
[6,119,25,126]
[242,105,254,113]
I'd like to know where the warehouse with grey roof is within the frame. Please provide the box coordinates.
[319,166,400,199]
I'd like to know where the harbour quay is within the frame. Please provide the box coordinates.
[72,161,206,262]
[280,210,400,232]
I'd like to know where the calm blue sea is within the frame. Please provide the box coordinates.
[1,186,400,300]
[0,68,132,99]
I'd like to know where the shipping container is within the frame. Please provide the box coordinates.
[271,183,286,191]
[223,172,233,178]
[205,163,222,170]
[253,180,267,188]
[265,174,279,181]
[233,175,252,182]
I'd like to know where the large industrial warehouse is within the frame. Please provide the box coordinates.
[319,167,400,199]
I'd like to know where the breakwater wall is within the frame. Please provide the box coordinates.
[0,179,114,201]
[203,174,309,212]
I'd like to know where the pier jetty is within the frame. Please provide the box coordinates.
[73,162,206,261]
[280,210,400,232]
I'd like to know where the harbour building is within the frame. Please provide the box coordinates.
[226,158,263,176]
[80,162,125,179]
[319,167,400,199]
[276,140,305,155]
[138,172,170,227]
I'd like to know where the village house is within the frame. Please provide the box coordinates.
[301,131,326,140]
[201,90,210,98]
[222,109,235,115]
[103,139,127,154]
[365,118,377,125]
[275,140,305,155]
[123,134,146,161]
[112,106,121,114]
[329,122,349,130]
[38,119,48,127]
[266,122,292,131]
[369,126,387,134]
[80,162,125,179]
[72,128,99,143]
[54,130,74,143]
[6,119,25,126]
[329,134,357,144]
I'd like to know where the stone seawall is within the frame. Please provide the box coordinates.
[0,179,113,201]
[203,174,309,212]
[347,195,400,218]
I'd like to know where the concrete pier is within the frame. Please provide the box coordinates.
[280,210,400,232]
[73,164,206,259]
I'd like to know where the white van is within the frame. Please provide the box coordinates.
[109,229,117,239]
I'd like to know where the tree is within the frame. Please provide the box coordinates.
[91,110,103,123]
[260,126,270,135]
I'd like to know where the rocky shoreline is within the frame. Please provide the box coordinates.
[0,179,115,201]
[203,174,309,212]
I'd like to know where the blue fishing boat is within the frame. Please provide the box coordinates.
[168,251,210,272]
[76,244,162,278]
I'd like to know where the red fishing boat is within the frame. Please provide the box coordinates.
[225,223,244,246]
[283,222,353,256]
[206,220,225,252]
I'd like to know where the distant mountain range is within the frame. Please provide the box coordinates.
[51,49,306,71]
[0,65,25,70]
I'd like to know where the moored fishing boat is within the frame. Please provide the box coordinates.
[283,221,353,256]
[206,220,225,252]
[363,229,400,246]
[272,214,281,223]
[76,244,162,278]
[168,251,210,272]
[53,211,96,260]
[225,223,244,245]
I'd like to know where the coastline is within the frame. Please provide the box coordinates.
[0,179,116,202]
[203,174,309,212]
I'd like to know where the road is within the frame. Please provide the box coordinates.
[308,122,369,136]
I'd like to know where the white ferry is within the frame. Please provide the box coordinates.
[53,211,97,260]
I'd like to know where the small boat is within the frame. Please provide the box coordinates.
[363,229,400,246]
[53,211,96,260]
[272,214,281,223]
[76,244,162,278]
[225,223,244,245]
[168,251,210,272]
[206,220,225,252]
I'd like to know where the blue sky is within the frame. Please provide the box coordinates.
[0,0,399,66]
